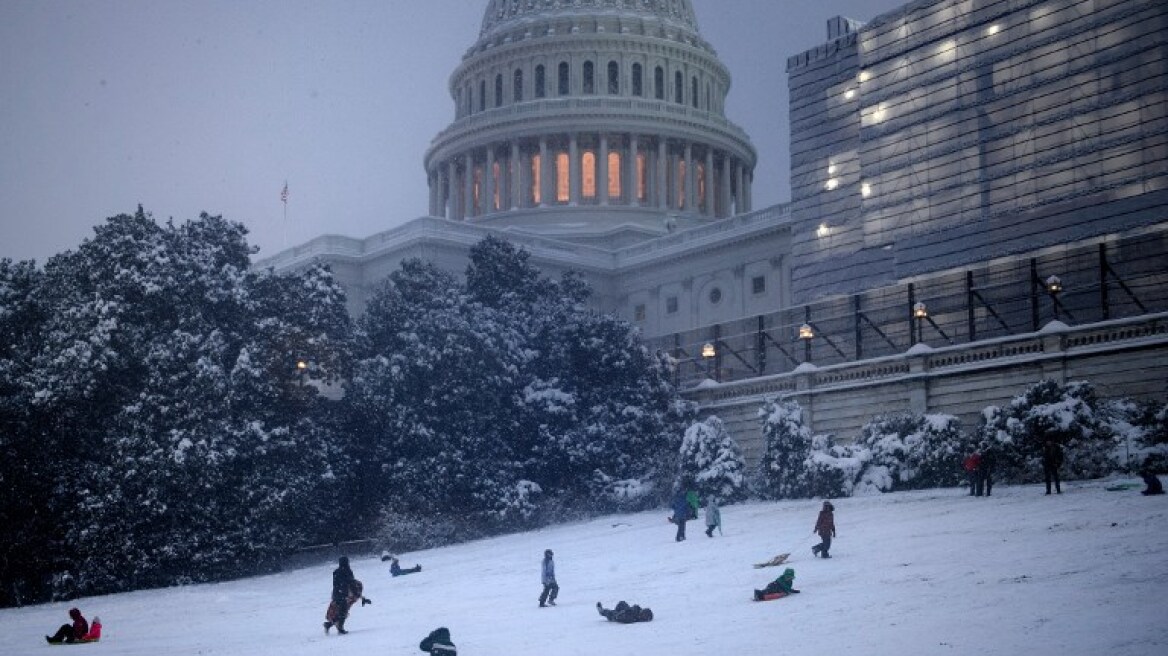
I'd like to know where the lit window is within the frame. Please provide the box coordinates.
[531,154,541,204]
[608,152,621,199]
[634,304,646,322]
[987,24,1000,36]
[677,159,686,208]
[636,152,647,201]
[859,71,870,83]
[861,182,872,197]
[556,152,569,202]
[825,178,839,191]
[827,164,837,175]
[752,276,766,294]
[492,161,501,210]
[582,151,596,199]
[817,223,831,237]
[844,89,856,100]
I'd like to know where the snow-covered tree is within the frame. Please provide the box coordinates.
[757,398,814,499]
[853,412,966,492]
[978,379,1118,483]
[677,416,748,503]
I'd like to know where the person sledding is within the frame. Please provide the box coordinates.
[46,607,93,644]
[596,600,654,623]
[324,556,371,635]
[389,555,423,577]
[419,626,457,655]
[753,568,800,601]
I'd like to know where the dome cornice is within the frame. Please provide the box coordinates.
[479,0,702,43]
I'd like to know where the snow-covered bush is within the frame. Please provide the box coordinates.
[978,379,1118,483]
[1104,398,1168,473]
[677,416,748,503]
[374,507,477,553]
[757,398,814,499]
[805,433,868,498]
[853,412,966,491]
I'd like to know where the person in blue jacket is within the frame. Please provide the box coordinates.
[670,491,690,541]
[538,549,558,607]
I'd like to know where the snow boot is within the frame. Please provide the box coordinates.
[753,589,763,601]
[812,545,821,556]
[323,621,332,635]
[336,619,347,635]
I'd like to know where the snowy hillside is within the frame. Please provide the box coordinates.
[3,479,1166,655]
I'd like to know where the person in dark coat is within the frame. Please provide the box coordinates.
[811,500,836,558]
[754,568,800,600]
[538,549,558,607]
[978,444,996,497]
[596,600,654,623]
[1042,439,1063,494]
[390,556,422,576]
[324,556,369,635]
[45,607,88,644]
[670,491,690,541]
[419,627,456,654]
[1140,470,1164,495]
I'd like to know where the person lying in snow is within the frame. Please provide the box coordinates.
[754,568,800,601]
[596,601,654,623]
[419,626,456,654]
[389,556,422,576]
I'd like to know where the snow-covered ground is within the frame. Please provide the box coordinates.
[4,478,1166,655]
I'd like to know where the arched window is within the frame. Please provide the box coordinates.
[706,82,711,111]
[674,71,683,104]
[582,61,594,94]
[582,151,596,199]
[465,84,473,115]
[654,66,664,99]
[479,80,486,112]
[555,151,569,202]
[691,77,698,108]
[513,69,523,103]
[607,61,619,94]
[608,151,621,200]
[632,63,643,97]
[535,65,546,98]
[495,74,503,108]
[558,62,570,96]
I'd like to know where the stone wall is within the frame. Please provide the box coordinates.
[685,312,1168,465]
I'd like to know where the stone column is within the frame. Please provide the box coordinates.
[719,154,731,218]
[447,160,459,219]
[704,147,715,218]
[628,134,639,207]
[569,133,580,205]
[511,141,521,210]
[657,138,667,210]
[598,134,609,206]
[485,147,495,215]
[735,161,745,216]
[464,152,475,218]
[744,170,753,213]
[539,137,550,207]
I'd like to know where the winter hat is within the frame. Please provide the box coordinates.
[339,556,350,567]
[823,500,834,510]
[544,549,553,557]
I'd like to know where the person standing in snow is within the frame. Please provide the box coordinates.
[963,451,982,496]
[538,549,559,607]
[1042,439,1063,495]
[670,491,690,541]
[811,501,836,558]
[419,626,456,654]
[978,443,996,497]
[704,496,722,537]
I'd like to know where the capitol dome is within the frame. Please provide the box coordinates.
[424,0,757,241]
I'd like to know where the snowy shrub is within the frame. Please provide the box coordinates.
[374,507,479,553]
[805,434,868,498]
[757,398,814,499]
[490,480,543,521]
[677,416,748,502]
[1104,398,1168,473]
[589,470,659,510]
[978,379,1118,483]
[854,412,966,491]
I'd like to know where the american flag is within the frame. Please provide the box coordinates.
[281,181,289,204]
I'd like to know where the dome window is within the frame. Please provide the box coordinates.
[654,66,664,100]
[535,65,546,98]
[495,74,503,107]
[583,61,595,94]
[558,62,570,96]
[607,61,619,94]
[632,63,643,97]
[513,68,523,103]
[674,71,683,104]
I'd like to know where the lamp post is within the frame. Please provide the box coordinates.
[798,323,814,363]
[701,342,716,380]
[296,359,308,387]
[1045,274,1063,320]
[913,301,928,345]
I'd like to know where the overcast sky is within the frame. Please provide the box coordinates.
[0,0,891,263]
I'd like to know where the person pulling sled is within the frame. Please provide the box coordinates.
[323,556,371,635]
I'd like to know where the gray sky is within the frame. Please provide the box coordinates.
[0,0,891,263]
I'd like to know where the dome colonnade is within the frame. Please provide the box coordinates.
[425,0,756,228]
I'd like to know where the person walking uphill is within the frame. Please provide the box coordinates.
[670,491,690,541]
[538,549,559,607]
[1042,439,1063,495]
[704,496,722,537]
[811,501,836,558]
[324,556,370,635]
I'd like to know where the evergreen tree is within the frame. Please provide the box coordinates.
[757,398,814,499]
[853,412,965,492]
[677,416,748,502]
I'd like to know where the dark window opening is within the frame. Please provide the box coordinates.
[583,61,594,94]
[495,74,503,108]
[535,65,546,98]
[514,69,523,103]
[674,71,683,104]
[752,276,766,294]
[632,63,643,97]
[654,66,664,100]
[607,61,619,94]
[558,62,570,96]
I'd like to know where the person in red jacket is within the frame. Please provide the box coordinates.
[45,607,88,644]
[963,452,983,496]
[811,501,836,558]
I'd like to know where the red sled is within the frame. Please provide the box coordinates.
[753,592,787,602]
